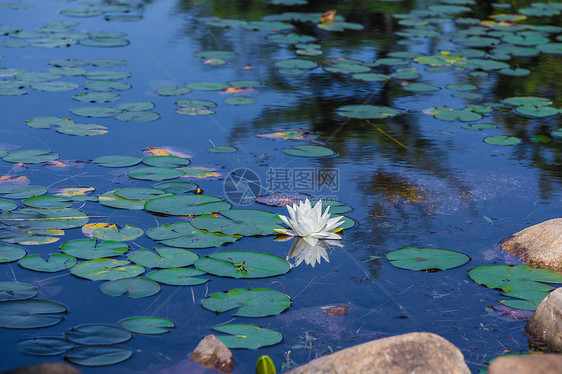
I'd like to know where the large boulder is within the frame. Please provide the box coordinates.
[286,332,470,374]
[188,334,235,373]
[488,353,562,374]
[500,218,562,273]
[526,287,562,352]
[1,363,81,374]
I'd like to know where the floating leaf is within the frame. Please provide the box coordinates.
[194,251,290,279]
[0,208,89,230]
[4,150,59,164]
[84,80,132,92]
[100,278,161,298]
[212,324,282,349]
[64,345,132,366]
[336,105,399,119]
[144,195,231,216]
[484,136,522,146]
[146,222,239,248]
[128,167,185,181]
[94,155,142,168]
[70,106,121,118]
[403,83,440,92]
[191,210,282,236]
[31,81,79,92]
[56,123,108,136]
[91,225,143,241]
[461,123,497,131]
[274,59,317,70]
[19,254,77,272]
[119,317,175,335]
[202,288,291,317]
[62,239,128,260]
[514,106,559,118]
[154,181,197,194]
[73,92,121,103]
[179,166,220,179]
[0,199,17,212]
[175,99,216,115]
[98,191,153,210]
[432,107,482,122]
[185,82,228,91]
[536,43,562,55]
[27,116,73,129]
[155,86,191,96]
[23,196,73,209]
[142,156,190,168]
[85,71,131,81]
[0,282,37,301]
[224,97,256,106]
[146,268,208,286]
[128,247,198,268]
[18,337,74,356]
[0,299,66,329]
[71,259,144,281]
[283,145,335,157]
[387,247,470,271]
[208,145,237,153]
[88,59,128,67]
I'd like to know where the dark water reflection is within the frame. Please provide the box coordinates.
[1,0,561,372]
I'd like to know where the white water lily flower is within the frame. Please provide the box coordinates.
[275,199,344,246]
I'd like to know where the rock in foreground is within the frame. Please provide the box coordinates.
[188,334,235,373]
[526,287,562,352]
[488,353,562,374]
[501,218,562,273]
[287,332,470,374]
[1,363,81,374]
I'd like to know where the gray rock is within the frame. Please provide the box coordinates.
[526,287,562,352]
[286,332,470,374]
[501,218,562,273]
[1,363,81,374]
[188,334,235,373]
[488,353,562,374]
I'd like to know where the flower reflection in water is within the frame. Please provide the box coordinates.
[286,237,343,268]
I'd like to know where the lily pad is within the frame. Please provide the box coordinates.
[98,191,152,210]
[0,199,17,211]
[128,167,185,181]
[153,181,198,194]
[0,244,27,263]
[91,225,143,241]
[283,145,335,157]
[514,106,559,118]
[0,208,89,230]
[100,278,161,298]
[0,299,67,328]
[194,251,291,279]
[0,282,37,301]
[191,210,283,236]
[62,239,128,260]
[387,247,470,271]
[115,111,160,122]
[0,186,47,199]
[18,337,74,356]
[432,107,483,122]
[85,71,131,81]
[18,254,77,272]
[185,82,229,91]
[56,123,108,136]
[27,116,73,129]
[73,92,121,103]
[208,146,237,153]
[4,150,59,164]
[336,105,399,119]
[212,324,283,349]
[142,156,190,168]
[144,195,231,216]
[113,188,168,201]
[70,106,121,118]
[84,80,132,92]
[127,247,198,268]
[224,97,256,106]
[146,268,208,286]
[31,81,79,92]
[274,59,318,70]
[403,83,440,92]
[70,258,144,281]
[119,317,175,335]
[202,288,291,317]
[23,196,73,209]
[146,221,239,248]
[155,86,191,96]
[64,345,132,366]
[484,136,522,146]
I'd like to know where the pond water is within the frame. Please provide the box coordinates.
[1,0,561,372]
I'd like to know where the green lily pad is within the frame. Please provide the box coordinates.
[0,282,37,301]
[84,80,132,92]
[119,317,175,335]
[23,196,73,209]
[113,188,168,201]
[403,83,440,92]
[146,268,208,286]
[89,59,128,67]
[80,37,130,48]
[19,254,77,272]
[445,84,477,91]
[0,299,67,328]
[146,221,239,248]
[27,116,74,129]
[552,128,562,138]
[142,156,190,168]
[352,73,390,82]
[62,239,128,260]
[202,288,291,317]
[283,145,335,157]
[502,96,552,106]
[94,155,142,168]
[208,146,238,153]
[85,71,131,81]
[267,33,315,44]
[155,86,192,96]
[336,105,399,119]
[0,199,17,211]
[498,68,531,77]
[194,251,290,279]
[536,43,562,55]
[4,150,59,164]
[64,345,132,366]
[461,123,497,130]
[195,50,236,59]
[484,136,522,146]
[185,81,229,91]
[71,258,145,281]
[153,181,198,194]
[71,106,121,118]
[274,58,318,70]
[100,278,161,298]
[61,7,104,17]
[191,210,283,236]
[128,167,185,181]
[212,324,283,349]
[73,92,122,103]
[91,225,143,241]
[127,247,198,268]
[278,68,305,76]
[56,123,108,136]
[432,107,483,122]
[224,97,256,106]
[0,208,89,230]
[0,244,27,263]
[372,58,409,66]
[0,186,47,199]
[514,106,559,118]
[387,247,470,271]
[18,337,74,356]
[31,81,79,92]
[530,135,551,143]
[98,191,151,210]
[144,195,231,216]
[66,323,132,345]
